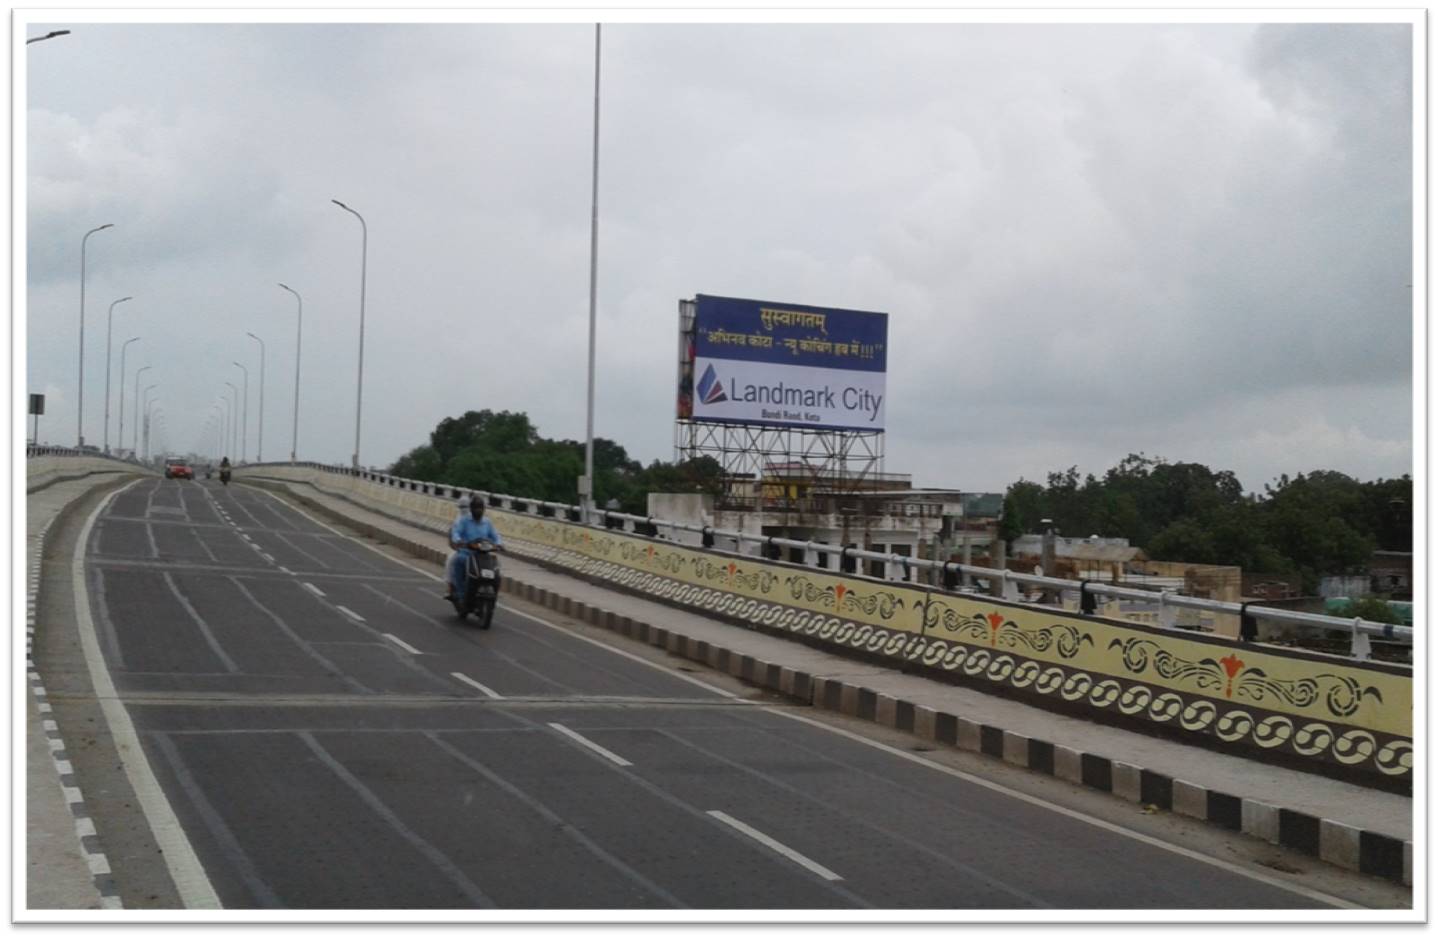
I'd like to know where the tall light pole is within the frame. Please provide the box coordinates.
[132,365,151,455]
[141,386,158,461]
[78,223,114,446]
[117,336,139,456]
[247,332,265,462]
[224,381,239,460]
[102,295,133,453]
[581,23,602,523]
[217,399,229,461]
[145,400,161,461]
[232,361,249,462]
[332,199,367,469]
[149,408,164,460]
[278,283,303,463]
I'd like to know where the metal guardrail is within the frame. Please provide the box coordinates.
[244,461,1413,662]
[26,446,151,468]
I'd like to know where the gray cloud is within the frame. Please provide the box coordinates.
[25,21,1413,494]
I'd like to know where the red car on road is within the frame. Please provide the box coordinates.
[164,458,194,480]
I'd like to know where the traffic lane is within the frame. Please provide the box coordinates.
[664,705,1328,910]
[97,515,259,567]
[219,486,726,702]
[89,542,446,697]
[141,729,496,908]
[126,697,1330,910]
[135,716,853,908]
[315,576,723,701]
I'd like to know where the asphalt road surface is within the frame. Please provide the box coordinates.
[61,477,1360,910]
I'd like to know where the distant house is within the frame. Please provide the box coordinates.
[1369,550,1412,599]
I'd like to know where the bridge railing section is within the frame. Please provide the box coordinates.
[240,460,1412,787]
[25,446,155,492]
[245,461,1411,659]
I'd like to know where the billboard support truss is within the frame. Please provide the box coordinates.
[674,418,884,493]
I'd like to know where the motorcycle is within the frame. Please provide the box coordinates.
[452,539,500,628]
[219,467,231,486]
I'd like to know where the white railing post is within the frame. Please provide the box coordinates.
[1351,618,1373,661]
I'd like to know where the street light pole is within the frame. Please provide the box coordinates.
[278,283,303,463]
[141,386,157,461]
[103,295,133,453]
[144,400,160,461]
[117,336,139,456]
[225,381,239,460]
[582,23,602,524]
[332,200,367,469]
[218,399,229,461]
[247,332,265,462]
[132,365,151,455]
[78,223,113,446]
[232,361,249,462]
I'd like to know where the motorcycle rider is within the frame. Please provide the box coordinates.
[445,496,503,601]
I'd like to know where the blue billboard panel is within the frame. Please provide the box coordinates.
[689,294,889,431]
[693,295,888,373]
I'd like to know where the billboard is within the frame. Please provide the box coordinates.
[678,294,888,432]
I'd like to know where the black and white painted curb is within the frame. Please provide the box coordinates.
[249,480,1415,890]
[28,517,124,909]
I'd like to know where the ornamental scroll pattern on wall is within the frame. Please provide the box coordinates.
[488,508,1413,780]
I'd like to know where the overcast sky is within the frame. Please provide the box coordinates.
[23,17,1416,495]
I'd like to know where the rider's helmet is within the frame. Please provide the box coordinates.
[469,497,485,520]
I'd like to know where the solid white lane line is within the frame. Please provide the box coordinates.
[707,810,843,881]
[451,672,502,698]
[548,722,633,767]
[336,605,366,623]
[758,708,1363,910]
[383,633,422,655]
[301,582,325,598]
[72,481,222,908]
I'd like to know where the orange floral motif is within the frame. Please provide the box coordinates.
[1219,654,1244,698]
[727,562,737,583]
[986,612,1006,646]
[835,584,847,606]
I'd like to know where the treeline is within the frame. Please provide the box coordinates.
[999,454,1412,592]
[389,415,1412,593]
[389,409,723,514]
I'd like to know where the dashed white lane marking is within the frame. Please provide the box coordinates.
[706,810,843,882]
[302,582,326,598]
[548,722,632,767]
[260,553,275,563]
[278,566,294,575]
[336,605,366,623]
[382,633,422,655]
[451,672,502,698]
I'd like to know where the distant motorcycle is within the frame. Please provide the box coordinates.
[452,539,500,628]
[219,467,231,486]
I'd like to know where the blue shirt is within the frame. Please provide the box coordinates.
[451,516,502,550]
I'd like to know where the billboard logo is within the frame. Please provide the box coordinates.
[697,363,728,404]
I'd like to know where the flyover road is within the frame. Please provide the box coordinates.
[42,476,1371,911]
